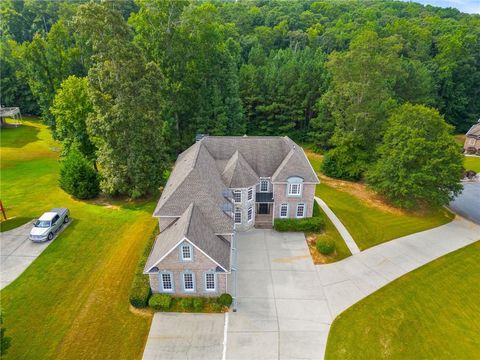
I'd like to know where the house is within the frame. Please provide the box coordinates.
[464,121,480,154]
[144,136,319,297]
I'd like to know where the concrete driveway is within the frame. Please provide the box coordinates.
[227,230,329,360]
[449,183,480,224]
[0,221,71,289]
[142,313,226,360]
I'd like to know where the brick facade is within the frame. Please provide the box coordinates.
[272,183,315,219]
[149,239,229,297]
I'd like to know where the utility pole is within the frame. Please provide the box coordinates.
[0,200,7,220]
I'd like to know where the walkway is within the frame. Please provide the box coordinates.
[314,196,360,254]
[227,216,479,359]
[0,221,71,289]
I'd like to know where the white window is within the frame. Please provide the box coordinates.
[205,273,216,291]
[296,203,305,218]
[260,179,269,192]
[280,204,288,218]
[161,273,173,292]
[233,190,242,203]
[181,244,192,261]
[234,208,242,224]
[247,206,253,222]
[183,272,195,292]
[247,187,253,201]
[288,183,302,196]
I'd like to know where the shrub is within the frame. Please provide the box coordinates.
[129,228,157,308]
[178,298,193,311]
[59,149,99,199]
[211,302,224,312]
[316,238,336,255]
[149,294,172,311]
[218,293,233,307]
[130,280,151,308]
[274,216,324,232]
[192,297,205,312]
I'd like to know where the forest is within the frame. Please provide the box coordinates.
[1,0,478,206]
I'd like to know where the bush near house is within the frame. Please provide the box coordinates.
[316,238,335,255]
[129,228,158,308]
[274,202,324,232]
[148,294,233,313]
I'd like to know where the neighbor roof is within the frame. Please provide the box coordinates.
[144,203,230,272]
[466,123,480,138]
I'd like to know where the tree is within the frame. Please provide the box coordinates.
[59,148,99,199]
[367,104,463,209]
[75,2,169,197]
[51,75,95,161]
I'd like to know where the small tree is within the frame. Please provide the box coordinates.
[59,149,100,199]
[367,103,463,209]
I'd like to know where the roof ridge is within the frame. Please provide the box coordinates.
[271,148,295,181]
[183,203,195,237]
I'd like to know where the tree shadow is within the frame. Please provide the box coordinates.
[0,217,33,232]
[0,122,40,148]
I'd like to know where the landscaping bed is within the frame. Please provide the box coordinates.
[148,293,232,313]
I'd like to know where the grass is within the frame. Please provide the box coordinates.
[464,155,480,172]
[326,241,480,359]
[305,149,454,250]
[0,217,33,232]
[1,118,156,359]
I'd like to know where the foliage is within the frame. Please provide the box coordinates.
[59,149,99,199]
[129,228,158,308]
[177,298,193,311]
[0,310,11,356]
[148,294,172,311]
[316,238,335,255]
[312,200,320,217]
[192,297,205,312]
[75,3,169,198]
[274,216,323,233]
[367,104,463,209]
[217,293,233,307]
[51,75,95,160]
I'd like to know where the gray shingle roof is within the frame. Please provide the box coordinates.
[149,136,319,272]
[466,123,480,138]
[222,150,259,188]
[145,203,230,272]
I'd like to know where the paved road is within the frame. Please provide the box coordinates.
[449,183,480,224]
[0,221,71,289]
[142,217,480,359]
[315,196,360,254]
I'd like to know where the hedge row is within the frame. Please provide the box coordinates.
[148,293,233,313]
[129,227,158,308]
[274,201,324,232]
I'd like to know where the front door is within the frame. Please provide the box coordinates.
[258,203,269,214]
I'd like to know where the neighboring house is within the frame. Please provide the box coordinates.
[144,136,319,297]
[464,121,480,154]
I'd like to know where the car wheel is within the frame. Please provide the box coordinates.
[64,216,69,224]
[47,233,54,241]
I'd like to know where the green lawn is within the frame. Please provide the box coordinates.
[1,118,156,359]
[326,241,480,359]
[464,155,480,172]
[305,150,454,250]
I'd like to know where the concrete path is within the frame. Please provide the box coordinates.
[0,221,71,289]
[314,196,360,254]
[449,183,480,224]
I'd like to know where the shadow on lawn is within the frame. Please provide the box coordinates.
[0,122,40,148]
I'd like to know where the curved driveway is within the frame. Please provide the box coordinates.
[449,183,480,224]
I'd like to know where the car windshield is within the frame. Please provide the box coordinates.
[35,220,50,228]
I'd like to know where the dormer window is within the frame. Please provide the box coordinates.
[181,243,192,261]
